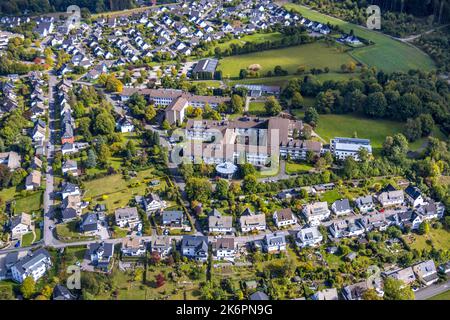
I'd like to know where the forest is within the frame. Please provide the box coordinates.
[0,0,136,15]
[293,0,450,36]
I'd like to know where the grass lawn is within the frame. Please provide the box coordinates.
[213,32,284,52]
[284,3,435,73]
[313,113,405,154]
[0,187,18,203]
[320,189,343,204]
[21,232,34,247]
[14,191,43,213]
[189,80,222,88]
[218,41,356,79]
[83,168,157,213]
[56,221,97,242]
[248,102,266,116]
[428,290,450,300]
[226,72,354,88]
[285,161,314,174]
[403,228,450,251]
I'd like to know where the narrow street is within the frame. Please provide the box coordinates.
[43,73,61,247]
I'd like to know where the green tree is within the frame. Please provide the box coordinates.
[304,107,319,127]
[383,278,414,300]
[21,276,36,299]
[215,178,229,200]
[264,96,282,116]
[185,177,213,203]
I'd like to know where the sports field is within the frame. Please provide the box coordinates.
[218,41,356,79]
[283,3,435,73]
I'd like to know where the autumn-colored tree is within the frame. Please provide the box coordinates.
[155,273,165,288]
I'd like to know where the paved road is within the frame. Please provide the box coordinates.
[43,73,61,247]
[415,280,450,300]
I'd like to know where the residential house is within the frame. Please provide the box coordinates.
[151,236,172,258]
[0,151,21,170]
[296,226,323,248]
[162,210,184,229]
[143,193,166,212]
[62,159,78,176]
[331,199,352,216]
[342,281,368,300]
[212,238,235,261]
[10,213,32,240]
[355,195,375,213]
[378,190,404,207]
[360,213,390,231]
[263,232,286,253]
[312,288,339,300]
[53,285,76,300]
[329,219,365,239]
[61,182,81,199]
[11,249,52,283]
[302,202,330,226]
[416,201,445,221]
[208,209,233,234]
[116,116,134,133]
[405,185,425,208]
[115,207,140,229]
[385,267,416,285]
[239,210,266,233]
[121,237,146,257]
[88,242,115,271]
[80,213,99,234]
[25,170,41,190]
[273,208,297,228]
[413,260,439,286]
[249,291,269,300]
[181,235,208,262]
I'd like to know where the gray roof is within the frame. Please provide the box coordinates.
[89,242,114,257]
[181,235,208,251]
[81,213,98,232]
[333,199,351,212]
[162,210,183,224]
[13,248,51,276]
[249,291,269,300]
[192,58,218,74]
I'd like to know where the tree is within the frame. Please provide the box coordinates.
[365,92,387,118]
[363,289,382,300]
[264,96,282,116]
[215,178,229,200]
[86,149,97,168]
[144,105,157,122]
[343,157,359,179]
[185,177,213,203]
[404,118,422,141]
[291,92,303,109]
[304,107,319,127]
[418,221,430,235]
[155,273,165,288]
[230,94,244,114]
[93,112,115,135]
[239,163,256,177]
[162,120,171,130]
[242,174,258,194]
[21,276,36,299]
[417,113,434,136]
[383,278,414,300]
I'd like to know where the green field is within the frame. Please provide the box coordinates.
[214,32,285,51]
[83,168,160,213]
[285,161,314,174]
[284,3,435,73]
[313,113,405,154]
[428,290,450,300]
[14,191,43,214]
[248,102,266,116]
[403,228,450,251]
[218,41,356,79]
